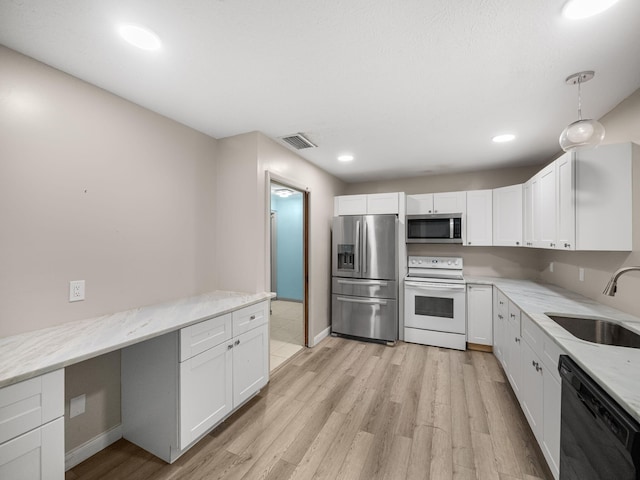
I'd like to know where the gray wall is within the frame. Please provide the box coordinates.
[0,46,218,451]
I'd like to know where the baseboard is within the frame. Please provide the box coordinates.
[313,326,331,346]
[467,342,493,353]
[65,424,122,470]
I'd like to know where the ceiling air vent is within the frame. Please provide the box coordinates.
[279,133,317,150]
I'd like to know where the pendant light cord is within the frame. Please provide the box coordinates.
[577,76,583,121]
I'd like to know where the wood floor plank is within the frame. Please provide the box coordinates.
[381,434,412,480]
[476,378,522,477]
[312,387,376,480]
[430,401,453,480]
[335,431,375,480]
[415,346,438,427]
[358,400,403,480]
[406,424,434,480]
[289,410,347,479]
[450,350,475,469]
[462,363,490,435]
[66,338,553,480]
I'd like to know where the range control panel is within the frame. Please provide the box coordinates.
[408,256,463,270]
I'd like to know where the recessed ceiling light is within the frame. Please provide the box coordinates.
[562,0,620,19]
[118,24,162,51]
[338,154,354,162]
[492,134,516,143]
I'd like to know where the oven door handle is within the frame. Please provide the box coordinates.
[405,281,466,290]
[336,296,387,306]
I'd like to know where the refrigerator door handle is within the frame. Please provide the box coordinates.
[336,296,387,306]
[337,279,389,287]
[363,219,368,274]
[355,220,361,273]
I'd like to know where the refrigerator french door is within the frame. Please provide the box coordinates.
[331,215,398,342]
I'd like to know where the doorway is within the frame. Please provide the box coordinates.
[269,180,308,371]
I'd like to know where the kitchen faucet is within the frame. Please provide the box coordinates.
[603,266,640,296]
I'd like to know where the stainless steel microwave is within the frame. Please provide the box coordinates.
[406,213,463,243]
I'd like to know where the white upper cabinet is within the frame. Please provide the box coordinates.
[492,184,523,247]
[406,191,466,215]
[367,193,400,214]
[334,195,367,215]
[574,143,634,251]
[533,163,558,249]
[465,190,492,246]
[335,193,401,215]
[523,143,634,251]
[556,152,576,250]
[523,179,535,247]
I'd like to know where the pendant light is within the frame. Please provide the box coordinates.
[559,71,605,152]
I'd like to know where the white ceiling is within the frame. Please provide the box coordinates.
[1,0,639,183]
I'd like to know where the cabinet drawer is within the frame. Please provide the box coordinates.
[180,314,232,362]
[521,314,544,353]
[0,416,64,480]
[0,370,64,445]
[232,301,269,337]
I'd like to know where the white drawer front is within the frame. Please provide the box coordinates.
[232,301,269,337]
[180,313,232,362]
[0,416,64,480]
[521,314,544,353]
[0,370,64,445]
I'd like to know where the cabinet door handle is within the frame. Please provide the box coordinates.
[516,241,520,245]
[515,337,520,343]
[250,315,256,320]
[228,344,233,350]
[235,339,240,346]
[510,313,516,318]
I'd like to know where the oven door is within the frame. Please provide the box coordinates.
[404,280,466,334]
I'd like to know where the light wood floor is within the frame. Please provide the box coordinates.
[65,337,552,480]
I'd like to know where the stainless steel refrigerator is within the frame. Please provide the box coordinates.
[331,214,398,343]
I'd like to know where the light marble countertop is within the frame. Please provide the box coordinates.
[466,276,640,423]
[0,290,275,389]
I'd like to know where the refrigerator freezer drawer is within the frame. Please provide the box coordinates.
[332,278,397,300]
[331,294,397,342]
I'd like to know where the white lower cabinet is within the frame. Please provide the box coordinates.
[493,289,508,366]
[180,340,233,449]
[494,290,563,480]
[0,369,65,480]
[232,325,269,407]
[504,301,522,399]
[520,337,543,441]
[122,301,270,463]
[466,284,493,346]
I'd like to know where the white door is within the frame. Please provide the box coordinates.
[434,191,466,214]
[465,190,492,246]
[233,324,269,407]
[520,341,543,442]
[534,163,557,249]
[556,152,575,250]
[493,184,523,247]
[406,193,434,214]
[542,371,562,479]
[467,284,493,345]
[180,341,233,449]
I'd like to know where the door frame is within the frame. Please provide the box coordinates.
[266,172,310,347]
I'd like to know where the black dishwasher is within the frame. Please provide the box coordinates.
[559,355,640,479]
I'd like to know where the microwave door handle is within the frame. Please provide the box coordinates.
[355,220,360,273]
[450,218,454,239]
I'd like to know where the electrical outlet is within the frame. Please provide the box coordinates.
[70,394,86,418]
[69,280,85,302]
[579,268,585,282]
[550,262,554,273]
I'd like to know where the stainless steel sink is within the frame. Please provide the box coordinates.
[546,314,640,348]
